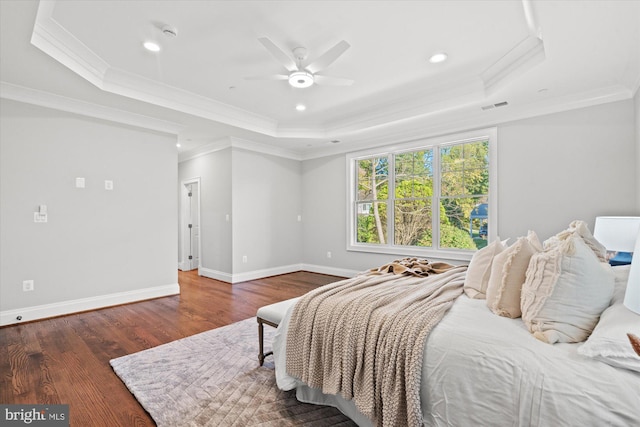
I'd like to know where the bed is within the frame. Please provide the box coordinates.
[272,223,640,427]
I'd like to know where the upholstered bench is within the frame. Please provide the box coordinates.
[256,297,300,366]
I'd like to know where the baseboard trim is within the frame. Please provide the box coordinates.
[300,264,359,278]
[231,264,303,284]
[0,283,180,327]
[199,264,358,284]
[200,264,304,284]
[198,267,233,283]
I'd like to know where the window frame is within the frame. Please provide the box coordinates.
[346,128,498,262]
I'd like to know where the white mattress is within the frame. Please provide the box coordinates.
[274,290,640,426]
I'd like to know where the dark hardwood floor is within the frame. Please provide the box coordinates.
[0,270,343,426]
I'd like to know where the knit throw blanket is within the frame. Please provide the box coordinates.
[285,260,467,427]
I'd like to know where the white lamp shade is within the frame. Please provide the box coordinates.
[624,227,640,314]
[593,216,640,252]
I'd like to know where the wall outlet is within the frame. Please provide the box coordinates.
[327,251,332,258]
[23,280,34,292]
[34,212,48,223]
[242,255,248,263]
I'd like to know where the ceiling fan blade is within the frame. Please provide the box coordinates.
[258,37,298,72]
[314,74,354,86]
[244,74,289,81]
[304,40,350,74]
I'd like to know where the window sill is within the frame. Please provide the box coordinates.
[347,244,474,263]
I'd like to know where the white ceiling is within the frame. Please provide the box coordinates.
[1,0,639,159]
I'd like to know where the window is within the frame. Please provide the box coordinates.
[347,129,497,261]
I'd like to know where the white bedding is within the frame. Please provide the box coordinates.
[274,288,640,426]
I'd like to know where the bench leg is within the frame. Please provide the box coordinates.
[258,319,265,366]
[257,317,276,366]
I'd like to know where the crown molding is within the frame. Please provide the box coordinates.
[229,136,302,160]
[22,0,638,162]
[481,35,546,94]
[31,0,109,89]
[0,82,184,135]
[178,138,232,163]
[31,1,278,136]
[178,136,302,163]
[30,0,558,142]
[299,84,634,161]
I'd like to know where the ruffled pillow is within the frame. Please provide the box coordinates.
[521,230,614,344]
[486,231,542,318]
[544,220,607,261]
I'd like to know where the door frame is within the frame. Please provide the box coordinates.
[179,177,202,272]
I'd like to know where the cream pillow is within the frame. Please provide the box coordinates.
[521,234,615,344]
[578,265,640,372]
[464,239,506,299]
[486,231,542,318]
[544,220,607,262]
[578,300,640,373]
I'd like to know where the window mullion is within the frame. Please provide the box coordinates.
[432,147,441,250]
[388,154,395,247]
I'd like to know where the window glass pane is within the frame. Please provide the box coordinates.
[439,196,488,250]
[394,199,432,246]
[440,141,489,196]
[357,201,387,244]
[395,150,432,198]
[357,157,388,201]
[439,140,489,250]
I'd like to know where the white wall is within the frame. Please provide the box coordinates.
[232,149,303,276]
[0,100,178,325]
[301,154,395,274]
[301,99,638,273]
[178,147,233,276]
[635,90,640,212]
[498,99,637,240]
[177,146,303,282]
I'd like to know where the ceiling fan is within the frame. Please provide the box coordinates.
[246,37,354,88]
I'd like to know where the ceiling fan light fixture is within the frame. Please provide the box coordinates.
[289,71,314,88]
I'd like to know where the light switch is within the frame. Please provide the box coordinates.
[75,177,85,188]
[105,180,113,190]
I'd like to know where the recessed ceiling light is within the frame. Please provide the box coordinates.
[176,143,181,148]
[295,104,306,111]
[143,41,161,52]
[429,52,448,63]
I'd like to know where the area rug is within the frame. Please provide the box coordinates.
[110,317,356,426]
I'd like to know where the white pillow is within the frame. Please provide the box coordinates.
[521,233,615,344]
[464,239,506,299]
[544,220,607,262]
[578,295,640,373]
[486,231,542,318]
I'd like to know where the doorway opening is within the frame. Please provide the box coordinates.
[180,178,201,271]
